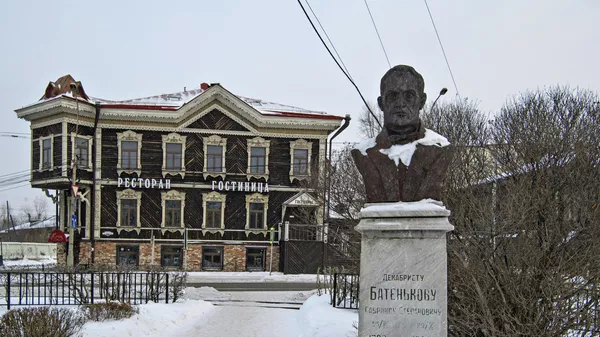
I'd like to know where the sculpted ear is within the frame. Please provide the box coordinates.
[377,96,383,111]
[419,93,427,110]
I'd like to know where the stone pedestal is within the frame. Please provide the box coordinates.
[355,200,453,337]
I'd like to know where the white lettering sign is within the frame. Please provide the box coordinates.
[118,178,171,189]
[212,181,269,193]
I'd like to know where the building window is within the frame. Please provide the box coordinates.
[247,137,270,179]
[161,190,186,234]
[116,189,142,233]
[245,193,268,232]
[38,136,54,171]
[71,133,92,170]
[162,133,187,178]
[246,247,266,271]
[289,139,312,182]
[117,130,142,175]
[117,245,139,266]
[203,135,227,179]
[202,246,223,271]
[161,246,183,268]
[202,192,226,234]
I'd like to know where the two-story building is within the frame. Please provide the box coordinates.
[15,75,345,272]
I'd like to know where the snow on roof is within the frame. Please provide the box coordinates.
[0,216,57,233]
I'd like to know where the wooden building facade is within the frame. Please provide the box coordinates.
[16,75,345,272]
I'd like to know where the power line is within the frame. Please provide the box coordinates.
[363,0,391,68]
[297,0,382,129]
[423,0,460,97]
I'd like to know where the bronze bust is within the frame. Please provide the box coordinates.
[351,65,453,202]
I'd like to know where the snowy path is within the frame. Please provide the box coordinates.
[177,305,301,337]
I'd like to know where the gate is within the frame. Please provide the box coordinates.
[281,223,324,274]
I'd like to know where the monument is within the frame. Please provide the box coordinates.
[352,65,454,337]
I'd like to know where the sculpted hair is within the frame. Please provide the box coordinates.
[380,65,425,95]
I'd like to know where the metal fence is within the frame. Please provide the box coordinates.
[332,273,359,309]
[0,271,175,310]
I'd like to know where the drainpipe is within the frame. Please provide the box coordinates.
[322,114,351,269]
[90,102,102,264]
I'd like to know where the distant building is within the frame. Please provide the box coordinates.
[15,75,345,272]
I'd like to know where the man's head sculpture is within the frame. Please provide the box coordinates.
[378,65,427,144]
[351,64,453,203]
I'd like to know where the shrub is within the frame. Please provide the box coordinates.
[83,302,138,321]
[0,307,85,337]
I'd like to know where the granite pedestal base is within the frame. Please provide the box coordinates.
[355,200,453,337]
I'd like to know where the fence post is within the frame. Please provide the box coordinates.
[90,273,94,304]
[332,273,337,308]
[165,274,169,304]
[7,272,11,310]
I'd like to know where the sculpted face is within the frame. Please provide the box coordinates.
[378,70,426,135]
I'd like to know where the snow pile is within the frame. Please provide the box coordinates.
[182,286,231,301]
[1,257,57,267]
[361,198,448,213]
[297,294,358,337]
[82,300,214,337]
[353,129,450,167]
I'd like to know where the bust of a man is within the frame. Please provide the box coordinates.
[351,65,453,202]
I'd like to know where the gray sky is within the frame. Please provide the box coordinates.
[0,0,598,215]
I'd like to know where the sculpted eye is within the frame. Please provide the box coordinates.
[404,91,416,101]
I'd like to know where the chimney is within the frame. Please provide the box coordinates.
[200,83,210,90]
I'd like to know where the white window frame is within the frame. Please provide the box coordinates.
[202,191,226,235]
[116,189,142,234]
[245,193,269,234]
[117,130,142,176]
[289,139,312,182]
[162,133,187,178]
[71,133,93,171]
[203,135,227,179]
[247,137,270,180]
[38,135,54,171]
[161,190,186,234]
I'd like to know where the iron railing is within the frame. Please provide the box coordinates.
[332,273,359,309]
[0,271,173,310]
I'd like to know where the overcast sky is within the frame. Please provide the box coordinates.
[0,0,598,215]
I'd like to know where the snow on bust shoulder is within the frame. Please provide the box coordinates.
[353,129,450,167]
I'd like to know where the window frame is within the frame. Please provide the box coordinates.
[245,193,268,233]
[71,133,93,171]
[289,139,312,182]
[116,245,139,267]
[246,247,266,272]
[38,135,54,171]
[202,192,226,234]
[117,130,142,176]
[246,137,271,180]
[162,133,187,178]
[161,245,184,268]
[203,135,227,179]
[116,189,142,234]
[202,246,224,271]
[161,190,186,234]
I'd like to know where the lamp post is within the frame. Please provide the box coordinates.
[0,236,3,266]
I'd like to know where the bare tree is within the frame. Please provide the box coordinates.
[33,195,48,220]
[357,101,384,138]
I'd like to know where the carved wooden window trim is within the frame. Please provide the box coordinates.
[117,130,142,176]
[116,189,142,234]
[38,135,54,171]
[162,133,187,178]
[247,137,270,180]
[161,189,186,234]
[202,191,226,235]
[289,139,312,182]
[245,193,268,235]
[71,133,93,171]
[203,135,227,179]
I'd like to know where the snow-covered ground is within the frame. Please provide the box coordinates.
[186,271,322,283]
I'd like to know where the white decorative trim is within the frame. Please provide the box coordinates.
[71,133,93,171]
[94,183,101,239]
[162,133,187,178]
[245,193,269,235]
[203,135,227,179]
[61,121,67,177]
[38,135,54,171]
[246,137,270,180]
[202,191,226,235]
[117,130,142,176]
[161,190,186,234]
[116,189,142,234]
[95,127,102,180]
[289,139,312,182]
